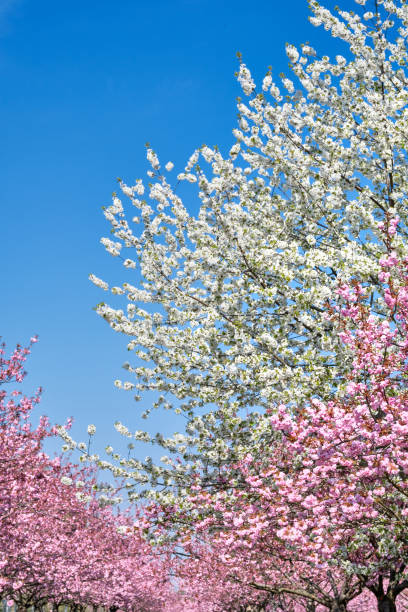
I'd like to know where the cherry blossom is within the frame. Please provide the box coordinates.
[0,340,178,611]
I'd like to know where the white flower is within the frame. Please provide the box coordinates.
[134,180,144,195]
[262,74,272,91]
[185,151,199,171]
[123,258,136,269]
[201,146,214,162]
[89,274,108,291]
[302,45,316,56]
[120,183,134,197]
[165,161,174,172]
[237,63,255,96]
[87,424,96,436]
[100,237,121,257]
[146,148,160,170]
[229,143,240,159]
[282,78,295,93]
[76,492,92,503]
[61,477,72,486]
[286,45,299,63]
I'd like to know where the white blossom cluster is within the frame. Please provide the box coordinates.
[68,0,408,503]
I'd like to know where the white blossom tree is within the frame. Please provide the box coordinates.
[65,0,408,502]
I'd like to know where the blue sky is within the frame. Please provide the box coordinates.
[1,0,356,458]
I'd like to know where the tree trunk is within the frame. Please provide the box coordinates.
[377,595,397,612]
[330,603,348,612]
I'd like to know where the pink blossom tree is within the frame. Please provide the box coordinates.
[0,339,178,611]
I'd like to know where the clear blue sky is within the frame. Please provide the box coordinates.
[1,0,356,458]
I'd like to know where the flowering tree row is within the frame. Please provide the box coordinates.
[0,340,182,611]
[48,0,408,609]
[12,245,408,609]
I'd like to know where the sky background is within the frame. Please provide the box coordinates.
[1,0,357,460]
